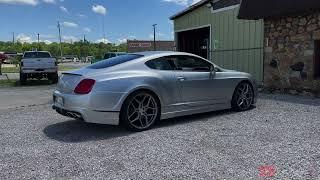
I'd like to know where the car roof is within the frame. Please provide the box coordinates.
[131,51,194,56]
[24,51,50,53]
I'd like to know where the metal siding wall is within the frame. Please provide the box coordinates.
[174,6,264,83]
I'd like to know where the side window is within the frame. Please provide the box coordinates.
[145,57,174,70]
[174,56,212,72]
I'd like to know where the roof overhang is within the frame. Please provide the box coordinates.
[238,0,320,20]
[170,0,211,20]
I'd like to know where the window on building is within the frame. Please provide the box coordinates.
[314,40,320,79]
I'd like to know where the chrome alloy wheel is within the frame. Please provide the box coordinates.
[235,83,253,110]
[126,93,158,130]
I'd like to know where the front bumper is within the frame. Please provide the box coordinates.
[53,91,120,125]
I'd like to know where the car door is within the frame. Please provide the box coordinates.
[144,57,180,114]
[172,55,224,107]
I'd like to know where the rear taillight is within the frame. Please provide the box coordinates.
[74,79,96,94]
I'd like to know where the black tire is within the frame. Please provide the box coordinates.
[52,73,59,84]
[231,82,254,111]
[120,91,160,131]
[49,73,59,84]
[20,72,27,84]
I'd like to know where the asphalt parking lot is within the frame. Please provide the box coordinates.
[0,86,320,179]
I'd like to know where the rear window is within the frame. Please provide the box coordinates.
[104,53,116,59]
[23,52,51,59]
[87,54,143,69]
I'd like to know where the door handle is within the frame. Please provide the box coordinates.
[177,76,185,81]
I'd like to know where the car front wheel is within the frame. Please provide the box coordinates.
[231,82,254,111]
[120,91,160,131]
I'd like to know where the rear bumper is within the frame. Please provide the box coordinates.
[53,90,120,125]
[21,67,57,74]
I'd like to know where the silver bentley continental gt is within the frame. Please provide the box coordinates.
[53,51,257,131]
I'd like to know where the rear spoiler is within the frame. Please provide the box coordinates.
[62,72,82,76]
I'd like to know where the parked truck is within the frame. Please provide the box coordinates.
[20,51,58,84]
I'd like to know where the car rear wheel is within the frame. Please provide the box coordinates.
[232,82,254,111]
[20,73,27,84]
[49,73,58,84]
[120,91,160,131]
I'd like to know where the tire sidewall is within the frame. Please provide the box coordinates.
[120,91,161,131]
[232,82,254,111]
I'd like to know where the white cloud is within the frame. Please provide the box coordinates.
[60,6,68,13]
[62,35,78,43]
[43,0,55,4]
[96,38,110,44]
[0,0,38,5]
[62,21,78,28]
[92,4,106,15]
[191,0,201,5]
[16,33,53,44]
[117,38,127,44]
[83,27,91,32]
[77,14,87,18]
[17,33,33,43]
[43,40,52,44]
[162,0,201,6]
[162,0,188,6]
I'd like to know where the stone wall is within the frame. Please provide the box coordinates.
[264,12,320,94]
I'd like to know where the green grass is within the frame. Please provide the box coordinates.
[1,67,19,73]
[0,66,77,73]
[0,79,18,87]
[58,66,77,71]
[0,79,54,87]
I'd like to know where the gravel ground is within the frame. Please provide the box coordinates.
[0,94,320,179]
[0,85,54,110]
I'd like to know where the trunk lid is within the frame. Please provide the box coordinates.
[57,73,83,94]
[56,68,99,94]
[22,58,56,69]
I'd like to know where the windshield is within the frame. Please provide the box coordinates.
[23,52,51,59]
[87,54,143,69]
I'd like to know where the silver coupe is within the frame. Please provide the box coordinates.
[53,51,257,131]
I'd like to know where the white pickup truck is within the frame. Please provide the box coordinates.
[20,51,58,84]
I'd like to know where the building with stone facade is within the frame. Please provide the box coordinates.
[239,0,320,94]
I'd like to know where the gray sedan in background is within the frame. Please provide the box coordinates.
[53,51,257,131]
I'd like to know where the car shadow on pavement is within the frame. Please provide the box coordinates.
[43,108,244,143]
[43,120,132,143]
[155,108,241,129]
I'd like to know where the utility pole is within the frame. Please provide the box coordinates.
[57,21,63,59]
[12,32,15,44]
[103,16,106,44]
[37,33,40,50]
[152,24,157,51]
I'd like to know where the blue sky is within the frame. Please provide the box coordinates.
[0,0,201,44]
